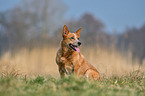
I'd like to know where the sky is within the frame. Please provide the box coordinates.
[0,0,145,33]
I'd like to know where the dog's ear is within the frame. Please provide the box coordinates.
[75,27,81,37]
[63,25,70,37]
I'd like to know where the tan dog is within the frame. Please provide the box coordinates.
[56,25,101,81]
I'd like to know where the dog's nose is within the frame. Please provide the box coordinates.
[78,42,81,46]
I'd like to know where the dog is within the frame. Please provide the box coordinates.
[56,25,101,81]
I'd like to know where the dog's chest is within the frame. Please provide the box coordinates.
[65,52,80,65]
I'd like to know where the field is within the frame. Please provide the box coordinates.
[0,71,145,96]
[0,46,145,96]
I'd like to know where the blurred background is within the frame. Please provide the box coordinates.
[0,0,145,77]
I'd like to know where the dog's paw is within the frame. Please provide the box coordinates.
[61,57,66,61]
[60,57,66,63]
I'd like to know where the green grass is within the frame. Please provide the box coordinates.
[0,71,145,96]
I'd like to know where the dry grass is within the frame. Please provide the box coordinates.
[0,47,58,76]
[82,46,145,76]
[0,46,145,77]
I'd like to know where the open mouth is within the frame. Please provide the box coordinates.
[69,44,80,52]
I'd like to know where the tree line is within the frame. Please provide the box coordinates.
[0,0,145,64]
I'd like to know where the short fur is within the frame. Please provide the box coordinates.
[56,25,101,81]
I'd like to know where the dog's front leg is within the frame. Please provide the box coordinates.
[58,64,66,78]
[61,57,76,75]
[56,56,68,78]
[60,57,70,75]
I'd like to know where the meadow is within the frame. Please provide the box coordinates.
[0,46,145,96]
[0,71,145,96]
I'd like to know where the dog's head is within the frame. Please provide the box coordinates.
[62,25,81,52]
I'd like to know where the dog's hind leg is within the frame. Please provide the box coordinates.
[85,69,101,81]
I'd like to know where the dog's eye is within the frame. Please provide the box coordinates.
[78,38,79,40]
[71,37,74,39]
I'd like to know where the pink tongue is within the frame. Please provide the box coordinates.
[74,47,80,52]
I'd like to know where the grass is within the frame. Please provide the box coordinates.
[0,71,145,96]
[0,46,145,95]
